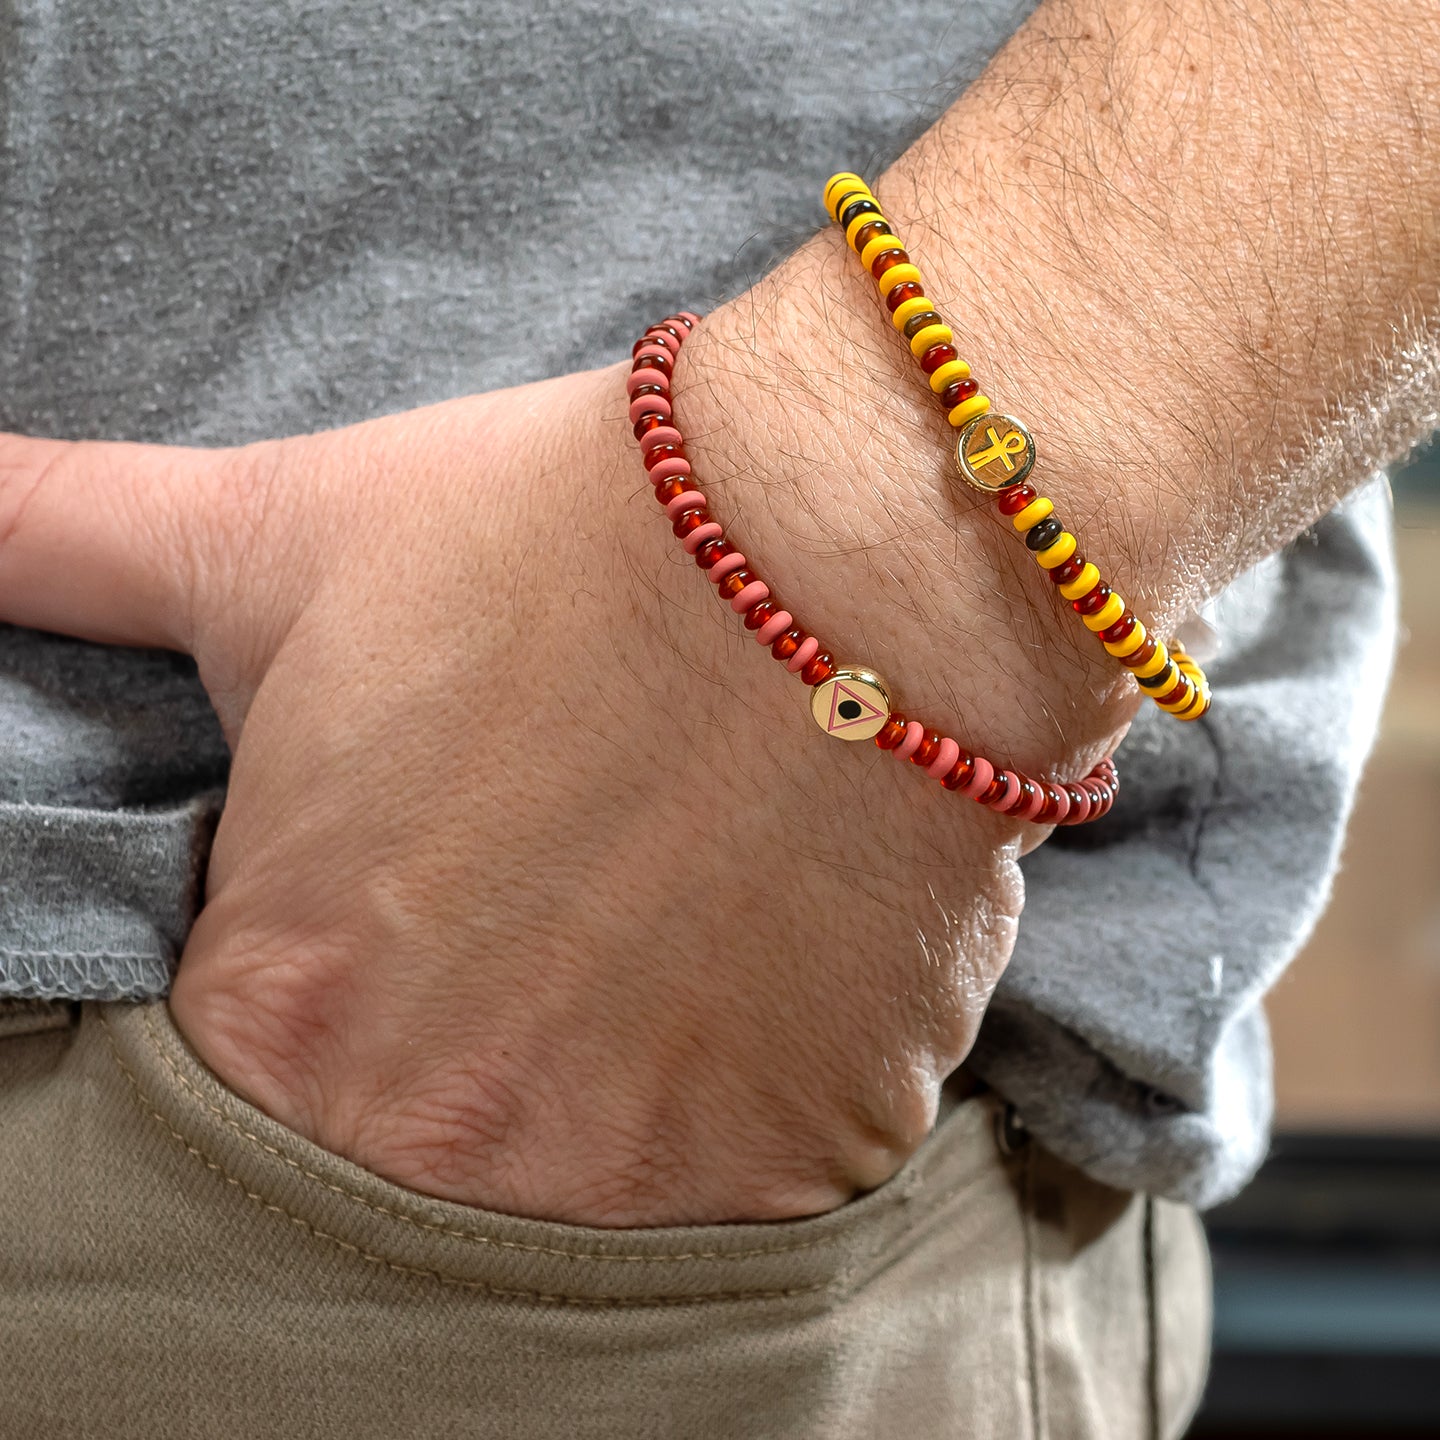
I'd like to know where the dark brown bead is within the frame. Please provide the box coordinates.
[875,714,908,750]
[1119,637,1159,669]
[885,282,925,313]
[1072,582,1111,615]
[919,343,958,375]
[717,568,755,601]
[940,377,980,410]
[838,197,882,228]
[771,627,806,661]
[1026,517,1065,551]
[671,509,711,539]
[743,600,778,632]
[902,310,944,340]
[694,538,733,569]
[871,248,910,278]
[800,651,836,686]
[910,730,943,767]
[1137,660,1178,692]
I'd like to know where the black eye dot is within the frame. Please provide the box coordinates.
[838,699,862,721]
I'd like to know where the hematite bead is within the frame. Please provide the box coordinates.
[1137,661,1178,691]
[839,197,882,228]
[1025,517,1065,551]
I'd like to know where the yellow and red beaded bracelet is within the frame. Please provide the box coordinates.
[823,172,1211,723]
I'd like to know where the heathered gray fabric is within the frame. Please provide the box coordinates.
[0,0,1396,1206]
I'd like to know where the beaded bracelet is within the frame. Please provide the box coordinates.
[823,172,1212,723]
[628,313,1119,825]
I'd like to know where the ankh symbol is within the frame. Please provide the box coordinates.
[967,424,1029,473]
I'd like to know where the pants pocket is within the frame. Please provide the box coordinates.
[0,997,1052,1440]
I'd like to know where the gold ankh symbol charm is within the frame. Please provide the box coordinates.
[967,425,1029,473]
[956,412,1037,493]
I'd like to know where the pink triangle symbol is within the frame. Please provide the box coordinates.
[827,680,886,733]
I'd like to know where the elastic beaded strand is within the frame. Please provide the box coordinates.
[627,312,1117,825]
[824,171,1212,724]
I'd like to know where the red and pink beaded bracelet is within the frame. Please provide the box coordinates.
[627,313,1118,825]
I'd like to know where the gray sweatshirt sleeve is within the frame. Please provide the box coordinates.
[967,475,1398,1208]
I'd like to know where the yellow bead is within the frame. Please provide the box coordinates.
[928,358,972,393]
[1059,563,1101,601]
[891,296,935,331]
[947,393,990,427]
[908,323,953,358]
[877,262,924,297]
[824,173,868,214]
[1035,532,1077,569]
[1132,641,1171,679]
[1083,593,1126,632]
[846,209,890,249]
[1104,619,1148,657]
[1176,690,1211,721]
[860,232,905,271]
[1011,497,1054,531]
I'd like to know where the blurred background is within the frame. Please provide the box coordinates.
[1189,447,1440,1437]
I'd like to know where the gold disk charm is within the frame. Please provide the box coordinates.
[956,413,1036,493]
[810,668,892,742]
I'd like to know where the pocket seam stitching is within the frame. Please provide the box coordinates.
[99,1008,836,1306]
[108,1004,883,1264]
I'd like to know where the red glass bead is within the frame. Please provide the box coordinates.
[1099,612,1138,645]
[1156,679,1192,708]
[919,343,958,375]
[642,444,686,472]
[1072,582,1111,616]
[1120,637,1159,669]
[1036,786,1062,823]
[632,351,672,377]
[694,537,733,569]
[633,332,674,357]
[870,248,910,278]
[631,382,668,403]
[874,713,908,750]
[940,377,980,410]
[633,412,668,440]
[771,627,806,661]
[977,775,1007,807]
[1002,779,1036,816]
[672,509,711,539]
[1050,555,1086,586]
[909,730,943,767]
[654,477,692,505]
[853,220,892,252]
[885,282,925,313]
[941,755,976,791]
[717,568,755,601]
[646,323,683,343]
[800,651,836,686]
[997,484,1038,517]
[743,600,778,632]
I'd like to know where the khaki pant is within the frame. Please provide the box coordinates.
[0,997,1209,1438]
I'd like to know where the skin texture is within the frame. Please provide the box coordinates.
[0,0,1436,1225]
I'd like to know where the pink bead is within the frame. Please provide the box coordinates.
[646,456,691,486]
[785,636,819,673]
[709,551,747,584]
[925,737,960,780]
[677,311,701,326]
[665,490,706,521]
[957,756,995,801]
[628,393,672,425]
[1015,779,1048,822]
[730,580,770,613]
[755,609,793,645]
[626,368,670,398]
[644,329,680,354]
[639,425,684,455]
[682,521,723,554]
[986,771,1020,812]
[1048,786,1071,824]
[895,721,925,762]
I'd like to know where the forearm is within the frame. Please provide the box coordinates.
[679,0,1438,766]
